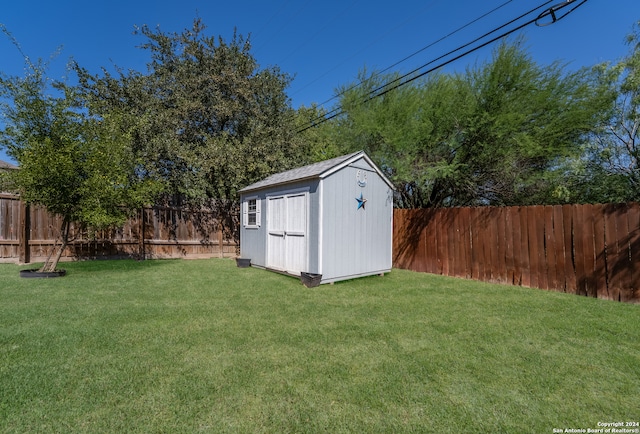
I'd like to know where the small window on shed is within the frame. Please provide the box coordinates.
[243,198,260,228]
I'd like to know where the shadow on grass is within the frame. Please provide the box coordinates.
[21,258,181,275]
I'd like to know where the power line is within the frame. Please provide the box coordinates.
[289,0,441,102]
[277,0,361,65]
[369,2,589,100]
[298,0,555,131]
[252,0,291,42]
[254,0,314,55]
[535,0,588,26]
[296,0,588,134]
[310,0,516,112]
[348,1,558,110]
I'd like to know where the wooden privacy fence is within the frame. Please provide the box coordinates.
[393,203,640,303]
[0,194,238,263]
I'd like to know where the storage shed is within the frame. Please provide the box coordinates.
[238,151,394,285]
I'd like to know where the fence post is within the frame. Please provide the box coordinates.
[218,222,224,258]
[139,207,145,260]
[18,201,30,264]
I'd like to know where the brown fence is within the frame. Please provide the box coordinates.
[0,194,238,264]
[393,204,640,303]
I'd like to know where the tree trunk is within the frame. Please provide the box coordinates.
[39,218,70,273]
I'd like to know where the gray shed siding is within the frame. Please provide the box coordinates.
[239,152,393,284]
[319,161,393,282]
[240,179,321,272]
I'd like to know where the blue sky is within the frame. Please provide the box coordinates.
[1,0,638,163]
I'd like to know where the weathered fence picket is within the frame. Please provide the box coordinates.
[4,193,638,303]
[0,194,238,263]
[394,203,640,303]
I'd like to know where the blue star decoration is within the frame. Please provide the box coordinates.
[356,193,367,210]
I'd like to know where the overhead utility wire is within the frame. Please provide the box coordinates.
[312,0,516,111]
[297,0,556,133]
[297,0,587,134]
[364,0,588,103]
[534,0,588,26]
[278,0,361,65]
[252,0,291,42]
[349,0,558,112]
[298,0,555,132]
[290,0,441,100]
[254,0,314,54]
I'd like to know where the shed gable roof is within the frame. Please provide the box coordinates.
[239,151,394,194]
[0,160,18,170]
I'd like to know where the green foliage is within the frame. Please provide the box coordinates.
[76,18,303,203]
[329,39,614,207]
[566,20,640,203]
[294,103,343,163]
[0,32,157,271]
[6,107,153,227]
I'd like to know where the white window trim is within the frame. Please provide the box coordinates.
[243,197,261,228]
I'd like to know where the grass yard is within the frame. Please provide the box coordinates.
[0,259,638,433]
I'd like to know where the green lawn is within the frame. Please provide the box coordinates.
[1,259,638,433]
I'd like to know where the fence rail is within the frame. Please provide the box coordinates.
[0,194,238,263]
[393,203,640,303]
[4,194,638,303]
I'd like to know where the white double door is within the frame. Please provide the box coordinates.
[266,192,307,275]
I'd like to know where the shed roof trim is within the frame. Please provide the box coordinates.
[0,160,18,170]
[238,151,394,193]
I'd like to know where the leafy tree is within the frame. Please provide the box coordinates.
[569,20,640,203]
[331,39,613,208]
[335,70,475,208]
[294,103,343,163]
[75,18,303,208]
[0,32,157,272]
